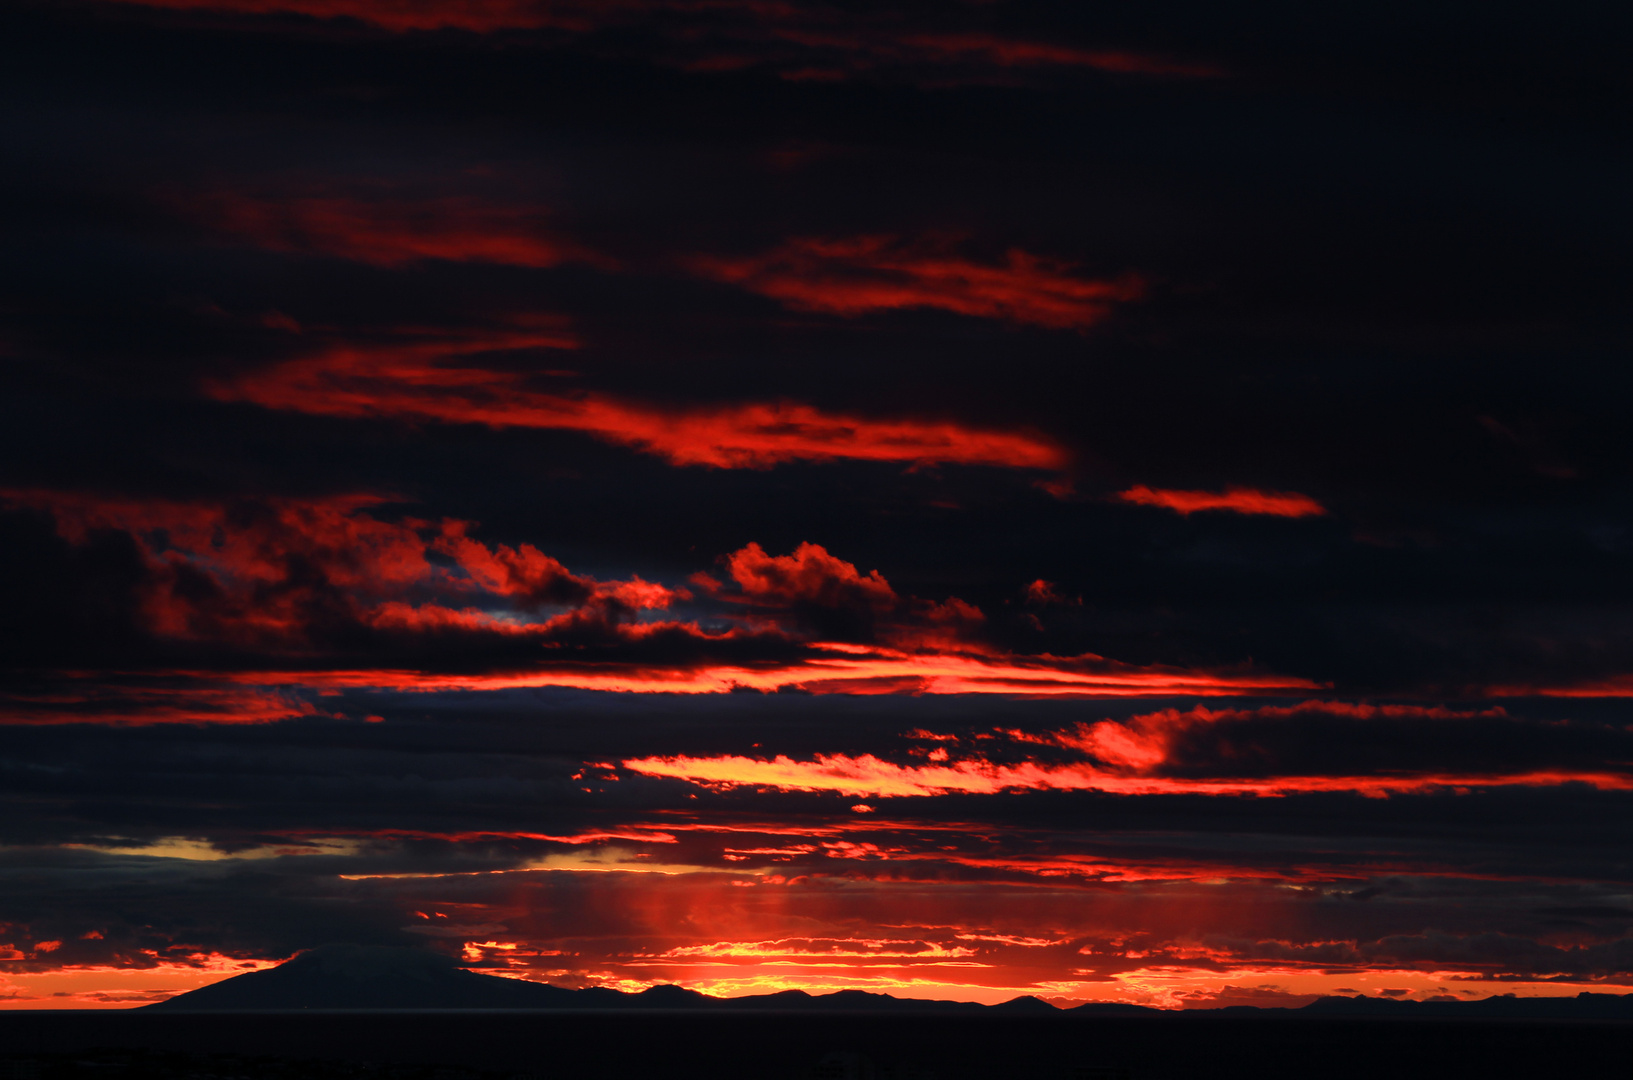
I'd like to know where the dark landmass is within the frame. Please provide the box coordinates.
[4,1009,1629,1080]
[0,1048,505,1080]
[1297,992,1633,1020]
[141,945,1633,1021]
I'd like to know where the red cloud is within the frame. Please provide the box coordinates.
[901,35,1222,77]
[719,542,897,610]
[5,490,439,646]
[435,530,597,607]
[1010,701,1514,771]
[106,1,1220,86]
[0,488,693,656]
[624,701,1633,798]
[2,492,1314,711]
[1023,579,1078,606]
[193,194,601,268]
[0,684,318,726]
[272,830,1633,1003]
[1485,675,1633,697]
[208,329,1067,471]
[96,0,569,32]
[693,236,1144,329]
[199,632,1315,699]
[31,866,1626,1009]
[700,541,986,651]
[1117,485,1327,518]
[374,828,680,845]
[434,526,684,611]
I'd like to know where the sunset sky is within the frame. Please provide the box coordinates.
[3,0,1632,1011]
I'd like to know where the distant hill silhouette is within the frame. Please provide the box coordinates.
[1299,992,1633,1020]
[144,946,580,1010]
[144,945,1633,1019]
[144,947,996,1012]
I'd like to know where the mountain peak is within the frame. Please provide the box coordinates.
[147,945,576,1011]
[991,995,1059,1013]
[277,944,466,983]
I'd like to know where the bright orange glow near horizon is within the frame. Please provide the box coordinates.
[6,914,1628,1010]
[0,956,279,1010]
[7,795,1631,1009]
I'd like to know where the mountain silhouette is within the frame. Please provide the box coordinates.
[144,946,996,1012]
[989,995,1062,1014]
[145,945,581,1010]
[1300,992,1633,1020]
[144,945,1633,1018]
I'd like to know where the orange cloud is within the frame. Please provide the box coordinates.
[193,194,600,268]
[16,889,1624,1011]
[209,330,1067,470]
[624,701,1633,798]
[692,236,1144,328]
[372,829,680,845]
[655,937,976,959]
[1008,700,1515,771]
[481,813,1548,886]
[17,809,1623,1007]
[0,954,281,1011]
[621,749,1633,799]
[207,644,1316,698]
[1117,485,1327,517]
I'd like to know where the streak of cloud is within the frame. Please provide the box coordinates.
[693,236,1144,329]
[192,193,603,269]
[208,330,1068,470]
[1117,486,1327,517]
[101,1,1220,86]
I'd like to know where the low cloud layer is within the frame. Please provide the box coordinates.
[2,0,1630,1011]
[3,697,1632,1007]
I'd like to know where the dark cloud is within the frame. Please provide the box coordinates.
[2,694,1632,1001]
[2,0,1631,1006]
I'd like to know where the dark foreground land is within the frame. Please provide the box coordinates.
[3,1011,1630,1080]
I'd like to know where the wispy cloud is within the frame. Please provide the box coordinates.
[693,236,1143,329]
[1117,486,1327,517]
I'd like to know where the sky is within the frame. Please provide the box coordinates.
[2,0,1632,1011]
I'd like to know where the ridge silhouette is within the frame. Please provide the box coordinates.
[145,945,1633,1018]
